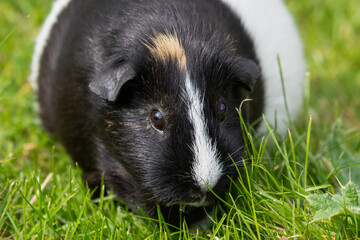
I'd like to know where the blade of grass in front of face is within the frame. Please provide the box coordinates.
[304,116,312,192]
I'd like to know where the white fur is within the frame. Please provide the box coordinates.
[29,0,72,92]
[184,72,223,193]
[221,0,306,134]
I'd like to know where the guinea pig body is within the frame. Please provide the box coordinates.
[30,0,305,225]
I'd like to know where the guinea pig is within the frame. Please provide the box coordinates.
[29,0,305,226]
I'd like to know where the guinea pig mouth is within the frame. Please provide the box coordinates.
[165,196,208,207]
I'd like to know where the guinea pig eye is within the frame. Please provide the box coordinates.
[151,110,165,132]
[219,103,228,121]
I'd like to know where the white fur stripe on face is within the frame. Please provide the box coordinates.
[184,72,223,193]
[29,0,72,92]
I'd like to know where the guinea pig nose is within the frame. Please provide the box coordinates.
[184,189,207,206]
[185,188,204,200]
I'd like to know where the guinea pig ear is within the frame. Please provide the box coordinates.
[89,63,136,102]
[235,58,261,92]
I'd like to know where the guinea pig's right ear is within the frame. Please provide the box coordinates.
[89,63,136,102]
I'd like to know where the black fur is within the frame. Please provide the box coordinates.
[36,0,263,226]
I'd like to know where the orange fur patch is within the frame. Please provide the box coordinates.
[145,33,186,70]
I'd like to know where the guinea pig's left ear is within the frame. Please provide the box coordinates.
[89,63,136,102]
[235,58,261,92]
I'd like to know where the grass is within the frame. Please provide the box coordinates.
[1,0,360,239]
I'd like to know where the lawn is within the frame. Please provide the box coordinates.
[1,0,359,239]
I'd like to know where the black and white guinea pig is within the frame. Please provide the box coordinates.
[30,0,305,225]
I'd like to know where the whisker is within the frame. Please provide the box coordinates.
[227,145,245,158]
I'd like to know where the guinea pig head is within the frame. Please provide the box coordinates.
[89,33,260,209]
